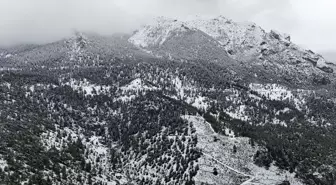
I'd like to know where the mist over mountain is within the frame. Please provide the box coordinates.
[1,0,336,51]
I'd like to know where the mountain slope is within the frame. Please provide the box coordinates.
[129,16,336,88]
[129,17,234,63]
[0,16,336,185]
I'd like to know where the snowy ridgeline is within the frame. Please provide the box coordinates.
[182,115,304,185]
[129,15,333,71]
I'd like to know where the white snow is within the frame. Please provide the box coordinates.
[4,54,12,58]
[191,96,209,110]
[316,57,329,68]
[186,16,265,50]
[249,83,293,101]
[276,108,291,115]
[225,104,250,121]
[115,95,136,102]
[182,115,304,185]
[172,76,185,99]
[249,83,309,111]
[67,32,88,61]
[1,82,11,89]
[0,158,8,170]
[121,78,158,92]
[0,67,21,71]
[129,17,190,48]
[116,78,159,102]
[169,76,212,110]
[87,135,108,156]
[40,126,118,184]
[129,15,335,72]
[64,78,111,96]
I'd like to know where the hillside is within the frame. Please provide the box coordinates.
[0,16,336,185]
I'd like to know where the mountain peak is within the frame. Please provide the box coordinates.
[129,15,334,74]
[129,17,192,48]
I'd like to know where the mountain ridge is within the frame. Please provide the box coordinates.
[129,16,335,74]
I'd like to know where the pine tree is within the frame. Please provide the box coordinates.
[85,162,92,172]
[213,168,218,176]
[233,145,237,153]
[62,166,67,179]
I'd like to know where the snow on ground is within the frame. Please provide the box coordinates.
[186,15,265,49]
[225,105,250,121]
[170,76,211,111]
[248,163,304,185]
[40,126,108,162]
[40,125,122,184]
[129,17,189,48]
[272,118,288,127]
[169,94,210,111]
[4,54,12,58]
[249,83,293,101]
[0,67,21,71]
[129,15,334,73]
[275,108,291,115]
[115,78,159,102]
[172,76,185,99]
[182,115,304,185]
[0,82,11,89]
[64,78,111,96]
[249,83,309,111]
[115,95,136,102]
[23,83,58,97]
[191,96,209,110]
[121,78,158,92]
[0,157,8,171]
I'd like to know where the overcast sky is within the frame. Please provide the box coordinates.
[0,0,335,51]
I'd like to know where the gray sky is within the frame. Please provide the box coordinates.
[0,0,335,51]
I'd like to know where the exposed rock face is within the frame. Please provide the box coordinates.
[318,66,334,73]
[129,16,336,87]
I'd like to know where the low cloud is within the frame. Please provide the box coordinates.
[0,0,335,51]
[0,0,143,46]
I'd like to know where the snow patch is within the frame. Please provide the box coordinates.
[249,83,308,111]
[191,96,209,110]
[64,78,111,96]
[0,157,8,170]
[225,105,250,121]
[121,78,158,92]
[4,54,12,58]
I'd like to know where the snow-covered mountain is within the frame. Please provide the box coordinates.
[130,16,333,70]
[129,17,234,63]
[1,15,336,185]
[129,16,335,87]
